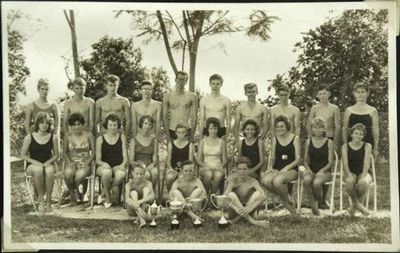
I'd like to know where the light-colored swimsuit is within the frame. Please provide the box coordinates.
[67,132,91,170]
[203,138,223,172]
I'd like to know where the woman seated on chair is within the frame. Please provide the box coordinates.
[303,117,334,215]
[165,124,194,191]
[125,163,155,228]
[96,113,128,208]
[197,117,227,195]
[129,115,158,188]
[260,115,300,215]
[21,112,59,213]
[63,112,95,206]
[341,123,372,216]
[237,119,264,180]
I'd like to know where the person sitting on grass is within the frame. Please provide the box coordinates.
[197,117,227,195]
[165,124,195,191]
[63,112,95,206]
[223,157,269,227]
[341,123,372,216]
[260,115,300,215]
[125,163,155,228]
[303,117,334,215]
[21,112,59,213]
[129,115,159,188]
[237,119,265,180]
[169,160,207,223]
[96,113,128,208]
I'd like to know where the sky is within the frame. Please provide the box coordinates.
[3,2,383,105]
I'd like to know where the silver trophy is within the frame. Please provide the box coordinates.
[187,197,207,228]
[210,194,233,229]
[147,200,161,227]
[166,199,185,229]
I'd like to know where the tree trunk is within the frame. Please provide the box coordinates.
[156,10,178,75]
[188,14,204,92]
[64,10,80,78]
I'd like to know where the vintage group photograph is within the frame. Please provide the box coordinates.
[2,1,399,251]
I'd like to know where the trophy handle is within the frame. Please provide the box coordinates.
[209,194,218,209]
[165,200,171,207]
[201,197,208,212]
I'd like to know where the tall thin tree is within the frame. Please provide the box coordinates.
[64,10,80,78]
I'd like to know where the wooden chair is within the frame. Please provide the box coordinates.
[339,155,377,213]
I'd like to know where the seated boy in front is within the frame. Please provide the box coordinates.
[125,163,155,228]
[169,160,207,223]
[223,156,269,227]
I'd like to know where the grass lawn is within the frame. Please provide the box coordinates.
[9,161,392,243]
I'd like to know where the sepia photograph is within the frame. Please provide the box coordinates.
[2,1,399,251]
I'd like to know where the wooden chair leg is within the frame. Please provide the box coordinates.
[373,184,377,213]
[365,186,370,209]
[329,183,335,214]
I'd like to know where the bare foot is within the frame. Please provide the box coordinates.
[311,202,320,216]
[347,206,356,216]
[139,218,147,229]
[356,203,370,216]
[38,202,45,213]
[250,219,270,227]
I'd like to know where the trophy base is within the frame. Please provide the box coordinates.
[218,222,230,229]
[150,223,157,228]
[170,222,180,230]
[193,222,202,229]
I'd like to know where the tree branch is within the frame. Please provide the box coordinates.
[63,10,72,28]
[182,11,193,49]
[185,11,196,39]
[156,10,178,74]
[165,11,186,43]
[201,11,229,36]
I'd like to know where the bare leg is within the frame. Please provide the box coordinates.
[272,170,298,215]
[303,173,319,215]
[128,191,147,228]
[212,170,225,195]
[149,167,159,190]
[64,163,77,205]
[227,192,268,227]
[166,170,178,192]
[355,174,371,216]
[344,174,358,216]
[260,170,280,196]
[313,172,332,211]
[44,165,55,211]
[98,166,113,204]
[27,165,46,212]
[202,170,213,194]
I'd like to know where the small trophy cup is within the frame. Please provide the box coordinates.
[148,200,161,227]
[188,198,207,228]
[167,199,184,230]
[210,194,233,229]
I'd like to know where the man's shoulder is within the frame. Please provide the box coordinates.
[84,97,95,104]
[289,104,300,111]
[96,97,105,104]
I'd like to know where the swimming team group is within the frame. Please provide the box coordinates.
[20,71,379,227]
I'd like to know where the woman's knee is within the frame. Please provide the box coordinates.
[130,190,138,199]
[27,165,43,177]
[203,170,213,181]
[303,175,314,186]
[45,165,55,177]
[214,171,225,182]
[114,169,125,180]
[100,168,113,181]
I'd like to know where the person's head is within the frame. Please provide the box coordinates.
[102,113,122,133]
[70,77,87,96]
[352,82,369,103]
[138,115,154,130]
[181,160,195,180]
[274,115,290,136]
[105,74,120,94]
[33,112,53,133]
[242,119,259,138]
[175,71,188,89]
[316,83,331,103]
[68,112,85,133]
[236,156,251,175]
[244,83,258,100]
[130,162,146,181]
[310,117,326,137]
[349,123,367,143]
[276,85,290,103]
[209,74,223,92]
[204,117,221,137]
[37,78,50,98]
[175,123,189,140]
[140,80,153,98]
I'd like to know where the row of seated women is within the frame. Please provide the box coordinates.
[21,109,373,217]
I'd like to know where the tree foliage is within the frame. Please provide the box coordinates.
[8,10,31,155]
[117,10,279,92]
[263,9,388,112]
[80,36,169,102]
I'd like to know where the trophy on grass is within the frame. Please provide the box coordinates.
[147,200,161,227]
[210,194,233,229]
[186,197,207,228]
[166,199,185,229]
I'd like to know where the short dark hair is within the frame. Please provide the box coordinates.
[237,156,251,167]
[37,78,49,89]
[353,82,369,93]
[138,115,155,129]
[181,160,194,168]
[140,80,153,89]
[68,112,85,126]
[204,117,221,136]
[33,112,53,133]
[241,119,260,137]
[69,77,87,89]
[349,123,367,139]
[175,123,188,132]
[106,74,120,83]
[102,113,122,129]
[274,115,291,131]
[176,71,188,79]
[276,85,290,93]
[209,73,223,83]
[317,83,330,93]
